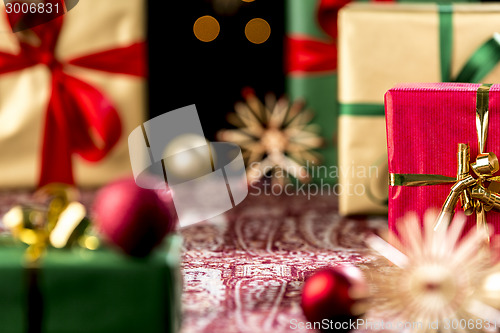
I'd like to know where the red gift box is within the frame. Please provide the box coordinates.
[386,83,500,243]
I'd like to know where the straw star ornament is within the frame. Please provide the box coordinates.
[366,210,500,332]
[217,89,323,184]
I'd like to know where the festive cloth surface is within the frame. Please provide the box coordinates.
[337,3,500,216]
[0,191,386,333]
[0,0,146,188]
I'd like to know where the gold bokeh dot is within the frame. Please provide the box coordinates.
[241,0,255,2]
[193,15,220,42]
[245,18,271,44]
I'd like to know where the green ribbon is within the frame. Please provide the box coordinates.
[439,4,453,82]
[338,103,385,116]
[455,34,500,83]
[439,4,500,82]
[339,4,500,117]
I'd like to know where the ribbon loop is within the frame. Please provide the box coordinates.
[476,84,492,154]
[457,144,474,215]
[471,185,500,210]
[471,152,499,177]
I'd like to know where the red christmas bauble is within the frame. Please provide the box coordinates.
[301,265,368,332]
[92,178,177,257]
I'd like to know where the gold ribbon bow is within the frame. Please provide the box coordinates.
[390,84,500,239]
[2,184,99,264]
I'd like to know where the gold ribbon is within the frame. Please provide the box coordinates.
[3,184,99,264]
[390,84,500,238]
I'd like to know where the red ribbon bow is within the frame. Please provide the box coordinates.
[0,13,146,187]
[286,0,393,74]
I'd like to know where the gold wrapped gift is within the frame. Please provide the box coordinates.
[0,0,146,188]
[337,3,500,215]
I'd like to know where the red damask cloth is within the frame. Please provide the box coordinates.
[180,193,387,333]
[0,191,387,333]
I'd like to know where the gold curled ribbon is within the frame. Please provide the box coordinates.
[390,84,499,240]
[3,184,99,264]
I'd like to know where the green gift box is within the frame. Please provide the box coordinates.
[0,235,182,333]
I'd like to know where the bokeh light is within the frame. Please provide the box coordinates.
[245,18,270,44]
[193,15,220,42]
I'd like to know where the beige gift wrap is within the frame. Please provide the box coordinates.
[337,3,500,215]
[0,0,146,188]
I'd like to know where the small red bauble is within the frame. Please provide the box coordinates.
[92,178,177,257]
[301,265,368,332]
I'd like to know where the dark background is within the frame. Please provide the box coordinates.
[148,0,286,141]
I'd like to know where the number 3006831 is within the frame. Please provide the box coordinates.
[5,1,60,14]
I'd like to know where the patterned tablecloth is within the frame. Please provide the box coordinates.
[179,193,388,333]
[0,190,388,333]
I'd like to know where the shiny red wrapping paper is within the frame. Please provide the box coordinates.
[386,83,500,241]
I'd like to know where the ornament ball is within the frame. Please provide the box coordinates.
[301,265,369,332]
[93,178,177,257]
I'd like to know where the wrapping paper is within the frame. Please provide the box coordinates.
[337,3,500,215]
[385,83,500,241]
[0,0,146,188]
[285,0,340,184]
[0,235,182,333]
